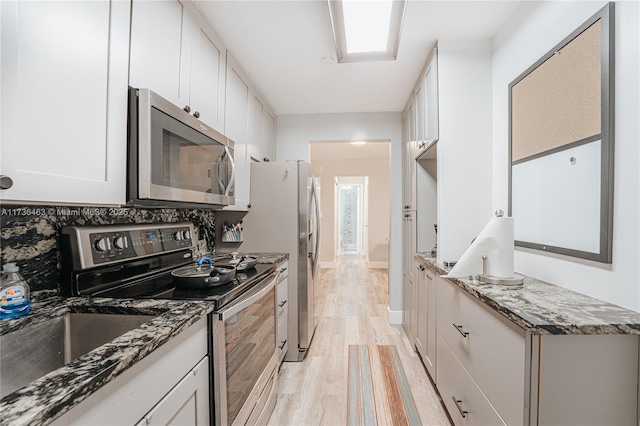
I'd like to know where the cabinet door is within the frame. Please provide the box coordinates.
[137,356,209,426]
[425,269,437,379]
[129,0,188,109]
[224,54,250,209]
[0,0,129,205]
[425,48,439,143]
[263,109,277,162]
[415,263,427,357]
[415,83,426,142]
[187,3,226,134]
[248,92,264,161]
[402,103,417,210]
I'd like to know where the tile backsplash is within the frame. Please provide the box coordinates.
[0,205,216,292]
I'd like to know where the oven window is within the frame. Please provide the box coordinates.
[224,287,276,424]
[150,107,232,196]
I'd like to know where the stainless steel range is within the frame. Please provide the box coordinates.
[61,222,279,426]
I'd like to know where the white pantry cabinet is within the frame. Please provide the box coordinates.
[129,0,226,134]
[401,102,418,211]
[0,0,130,205]
[52,318,209,426]
[402,211,417,344]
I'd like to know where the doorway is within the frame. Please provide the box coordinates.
[335,176,369,260]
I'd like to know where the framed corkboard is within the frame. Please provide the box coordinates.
[508,3,615,263]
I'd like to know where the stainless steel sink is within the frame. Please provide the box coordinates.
[0,312,156,399]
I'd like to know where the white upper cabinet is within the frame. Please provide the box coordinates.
[247,92,265,162]
[424,48,439,143]
[0,0,130,205]
[224,53,250,209]
[130,0,226,134]
[402,101,417,210]
[415,47,439,148]
[129,0,186,108]
[263,109,277,162]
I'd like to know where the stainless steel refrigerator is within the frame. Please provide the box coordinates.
[241,161,320,361]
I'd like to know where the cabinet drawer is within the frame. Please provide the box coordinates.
[276,279,288,313]
[277,262,289,280]
[437,278,525,425]
[437,333,506,426]
[277,314,288,363]
[276,280,288,319]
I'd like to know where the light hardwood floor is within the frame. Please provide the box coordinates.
[268,255,451,426]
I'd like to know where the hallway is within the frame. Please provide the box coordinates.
[268,255,451,425]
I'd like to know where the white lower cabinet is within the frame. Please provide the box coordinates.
[52,319,209,425]
[437,335,505,426]
[276,262,289,365]
[437,275,524,425]
[415,264,437,381]
[435,276,640,426]
[136,356,209,426]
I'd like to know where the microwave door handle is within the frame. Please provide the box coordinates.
[225,146,235,196]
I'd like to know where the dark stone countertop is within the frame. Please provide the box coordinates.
[415,252,640,336]
[0,252,288,425]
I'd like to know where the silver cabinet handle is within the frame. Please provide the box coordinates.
[452,397,468,418]
[193,111,200,118]
[183,105,191,113]
[453,323,469,337]
[0,175,13,190]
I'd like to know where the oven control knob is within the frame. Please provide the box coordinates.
[113,236,127,250]
[182,230,191,240]
[94,238,108,252]
[173,231,183,241]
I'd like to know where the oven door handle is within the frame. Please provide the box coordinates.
[219,271,278,320]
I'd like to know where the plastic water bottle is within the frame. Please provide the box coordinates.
[0,263,31,320]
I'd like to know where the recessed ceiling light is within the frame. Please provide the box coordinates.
[327,0,407,63]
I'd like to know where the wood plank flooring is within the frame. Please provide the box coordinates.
[268,255,451,426]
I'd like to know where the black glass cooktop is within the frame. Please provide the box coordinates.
[72,251,274,311]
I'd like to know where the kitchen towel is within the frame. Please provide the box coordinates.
[443,216,515,279]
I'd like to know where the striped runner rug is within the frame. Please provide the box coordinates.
[347,345,421,426]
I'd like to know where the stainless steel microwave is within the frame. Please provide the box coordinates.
[127,88,235,208]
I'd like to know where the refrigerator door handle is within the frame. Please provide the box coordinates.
[311,179,321,277]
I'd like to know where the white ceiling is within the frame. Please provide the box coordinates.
[195,0,524,115]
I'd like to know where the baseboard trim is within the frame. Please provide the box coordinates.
[367,261,388,269]
[320,262,336,269]
[387,307,402,325]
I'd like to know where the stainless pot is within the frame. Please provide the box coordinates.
[171,257,236,288]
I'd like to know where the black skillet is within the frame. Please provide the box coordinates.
[171,257,236,289]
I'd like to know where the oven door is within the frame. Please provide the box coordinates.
[212,272,278,426]
[130,88,235,207]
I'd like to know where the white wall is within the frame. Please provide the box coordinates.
[277,112,403,321]
[492,1,640,311]
[437,40,494,262]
